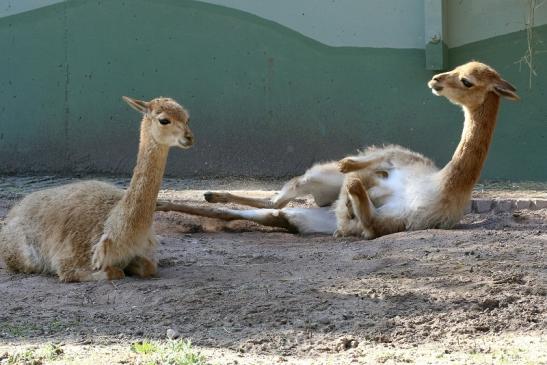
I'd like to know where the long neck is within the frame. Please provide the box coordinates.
[118,118,169,232]
[440,92,500,197]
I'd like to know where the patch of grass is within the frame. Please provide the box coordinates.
[41,343,64,361]
[131,339,209,365]
[131,341,158,355]
[7,347,40,365]
[4,343,64,365]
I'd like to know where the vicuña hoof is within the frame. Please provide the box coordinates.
[125,256,157,278]
[204,191,228,203]
[338,158,359,173]
[347,178,366,197]
[105,266,125,281]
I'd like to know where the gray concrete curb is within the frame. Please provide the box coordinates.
[466,198,547,214]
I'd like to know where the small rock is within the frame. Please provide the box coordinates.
[479,298,500,310]
[166,328,180,340]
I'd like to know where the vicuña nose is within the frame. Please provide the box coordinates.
[433,73,447,82]
[185,132,194,144]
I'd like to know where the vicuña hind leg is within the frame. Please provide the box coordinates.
[203,162,343,209]
[346,178,405,239]
[204,191,278,208]
[124,256,157,278]
[333,188,359,238]
[203,176,312,209]
[338,156,385,173]
[156,201,298,232]
[1,244,29,273]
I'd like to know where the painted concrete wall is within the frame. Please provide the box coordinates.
[3,0,545,48]
[0,0,546,180]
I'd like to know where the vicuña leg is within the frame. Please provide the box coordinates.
[345,178,405,239]
[204,191,278,208]
[57,260,125,282]
[156,201,298,232]
[157,201,337,235]
[204,162,344,208]
[124,256,157,278]
[338,156,386,174]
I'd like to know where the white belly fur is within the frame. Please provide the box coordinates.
[376,168,438,220]
[281,207,337,235]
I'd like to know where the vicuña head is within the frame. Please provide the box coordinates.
[123,96,194,149]
[428,61,519,109]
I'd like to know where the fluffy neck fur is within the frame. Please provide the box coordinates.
[117,117,168,233]
[440,92,500,198]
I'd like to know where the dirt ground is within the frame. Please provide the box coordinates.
[0,177,546,364]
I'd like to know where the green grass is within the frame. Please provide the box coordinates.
[131,339,209,365]
[131,341,159,355]
[7,347,39,365]
[41,343,64,361]
[5,343,64,364]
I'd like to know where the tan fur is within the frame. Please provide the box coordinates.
[335,61,518,238]
[0,96,193,282]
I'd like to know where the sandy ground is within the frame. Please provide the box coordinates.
[0,176,546,364]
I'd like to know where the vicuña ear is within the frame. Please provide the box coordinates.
[122,96,150,113]
[492,79,519,100]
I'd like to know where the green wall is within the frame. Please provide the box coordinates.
[0,0,545,180]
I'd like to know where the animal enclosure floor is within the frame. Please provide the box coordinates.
[0,176,545,364]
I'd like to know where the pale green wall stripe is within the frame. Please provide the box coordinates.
[198,0,425,48]
[0,0,64,17]
[445,0,547,48]
[2,0,547,49]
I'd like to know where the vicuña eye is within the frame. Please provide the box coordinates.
[461,78,474,88]
[159,118,171,125]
